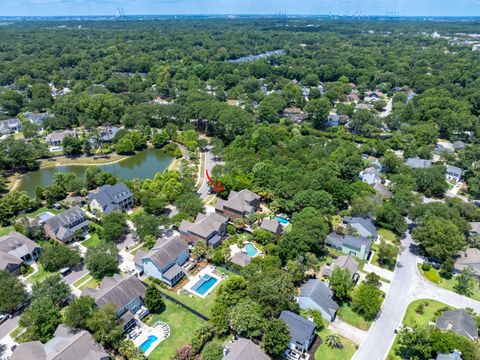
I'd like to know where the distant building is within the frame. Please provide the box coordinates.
[45,130,77,147]
[454,248,480,278]
[279,311,317,355]
[98,126,120,142]
[327,114,339,127]
[405,158,432,169]
[179,212,228,246]
[222,338,269,360]
[141,236,189,287]
[297,279,339,321]
[359,167,382,186]
[364,90,384,102]
[325,233,372,260]
[445,165,463,182]
[342,216,378,240]
[435,142,455,155]
[24,112,49,127]
[216,189,260,219]
[0,232,42,275]
[82,274,146,332]
[11,324,108,360]
[472,44,480,52]
[436,309,478,340]
[283,107,308,123]
[436,350,462,360]
[43,206,89,243]
[453,141,467,151]
[373,183,393,199]
[0,118,22,135]
[259,218,283,235]
[87,182,133,215]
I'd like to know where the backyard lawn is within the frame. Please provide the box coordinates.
[0,226,15,236]
[25,207,60,218]
[28,264,56,284]
[82,233,103,248]
[337,303,372,331]
[378,228,398,244]
[315,328,357,360]
[146,298,205,360]
[418,264,480,301]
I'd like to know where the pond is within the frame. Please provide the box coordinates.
[17,149,173,196]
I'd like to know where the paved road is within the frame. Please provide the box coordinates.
[0,316,19,340]
[197,146,224,200]
[353,229,480,360]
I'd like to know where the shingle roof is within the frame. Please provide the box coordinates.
[470,222,480,234]
[454,248,480,276]
[325,232,372,252]
[0,232,41,270]
[260,218,281,233]
[218,189,260,215]
[446,165,463,177]
[162,263,184,281]
[373,183,393,198]
[406,158,432,169]
[11,341,46,360]
[81,274,146,312]
[299,279,339,317]
[279,311,316,347]
[144,236,188,270]
[343,216,377,238]
[45,130,76,144]
[180,213,228,239]
[436,350,462,360]
[223,338,270,360]
[333,255,359,275]
[230,252,252,267]
[87,182,132,214]
[44,206,88,241]
[436,309,478,340]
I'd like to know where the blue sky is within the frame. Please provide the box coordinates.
[1,0,480,17]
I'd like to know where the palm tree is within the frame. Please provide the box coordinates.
[325,333,341,349]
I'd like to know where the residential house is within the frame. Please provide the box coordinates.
[24,112,49,127]
[98,126,120,142]
[342,216,378,240]
[45,130,77,147]
[453,141,467,151]
[11,324,109,360]
[472,44,480,52]
[373,183,393,199]
[87,182,133,215]
[364,90,384,102]
[279,311,317,355]
[435,142,454,155]
[259,218,283,235]
[133,249,147,275]
[445,165,463,182]
[347,93,360,102]
[283,107,308,123]
[222,338,270,360]
[360,167,382,186]
[333,255,359,277]
[43,206,89,243]
[407,91,417,101]
[406,158,432,169]
[141,236,189,287]
[216,189,261,219]
[325,233,372,260]
[435,309,478,340]
[469,222,480,235]
[327,114,339,127]
[82,274,146,332]
[0,118,22,135]
[0,232,42,275]
[179,212,228,246]
[230,252,252,268]
[297,279,339,321]
[436,350,462,360]
[454,248,480,278]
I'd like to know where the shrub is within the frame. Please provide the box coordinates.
[421,263,431,271]
[415,303,425,315]
[424,268,442,284]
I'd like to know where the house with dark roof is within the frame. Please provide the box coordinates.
[342,216,378,240]
[82,274,146,332]
[11,324,108,360]
[325,233,372,260]
[215,189,260,219]
[405,158,432,169]
[436,309,478,341]
[179,212,228,246]
[24,112,49,127]
[298,279,339,322]
[259,218,283,235]
[45,130,77,147]
[0,232,42,275]
[435,142,455,155]
[0,118,22,135]
[141,236,189,287]
[87,182,133,215]
[43,206,89,243]
[454,248,480,278]
[279,311,317,355]
[445,165,463,183]
[333,255,359,276]
[222,338,269,360]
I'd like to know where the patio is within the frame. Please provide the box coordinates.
[131,320,170,357]
[182,265,222,299]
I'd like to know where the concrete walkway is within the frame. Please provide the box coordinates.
[362,263,394,281]
[328,318,368,345]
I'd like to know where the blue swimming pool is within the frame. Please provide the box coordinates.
[244,242,258,257]
[192,275,218,295]
[275,216,290,225]
[140,335,158,352]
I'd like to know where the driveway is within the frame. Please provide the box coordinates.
[197,146,224,200]
[362,263,394,282]
[328,318,367,345]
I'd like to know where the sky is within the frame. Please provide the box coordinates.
[1,0,480,17]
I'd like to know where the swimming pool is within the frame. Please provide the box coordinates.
[191,275,218,296]
[275,216,290,225]
[140,335,158,352]
[244,242,258,257]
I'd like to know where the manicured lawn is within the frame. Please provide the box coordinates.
[0,226,15,236]
[28,264,56,284]
[146,298,205,360]
[337,303,372,331]
[403,299,451,328]
[315,328,357,360]
[82,233,103,248]
[73,273,92,288]
[378,228,398,244]
[418,264,480,301]
[25,207,60,218]
[79,277,100,290]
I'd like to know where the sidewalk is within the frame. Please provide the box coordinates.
[328,318,368,345]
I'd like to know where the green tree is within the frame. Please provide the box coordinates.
[85,243,119,280]
[454,266,477,296]
[263,319,290,357]
[100,211,126,243]
[0,270,26,314]
[305,98,332,129]
[201,342,223,360]
[31,274,72,306]
[174,192,205,217]
[39,242,82,272]
[115,137,135,154]
[152,131,170,148]
[64,296,97,330]
[325,333,341,348]
[330,267,354,300]
[144,285,165,313]
[19,297,62,343]
[131,211,163,241]
[118,339,145,360]
[351,283,383,321]
[86,304,123,349]
[228,299,264,339]
[62,135,83,156]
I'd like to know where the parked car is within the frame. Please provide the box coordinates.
[0,314,8,325]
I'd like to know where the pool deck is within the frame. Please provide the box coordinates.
[182,266,222,299]
[229,242,261,259]
[133,321,168,357]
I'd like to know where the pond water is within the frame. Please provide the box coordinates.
[17,149,173,196]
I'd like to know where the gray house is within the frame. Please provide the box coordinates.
[216,189,260,219]
[0,232,42,275]
[87,182,133,215]
[333,255,359,276]
[406,158,432,169]
[279,311,317,355]
[297,279,339,322]
[445,165,463,183]
[82,274,146,332]
[343,216,378,240]
[24,112,49,127]
[359,167,382,186]
[179,212,228,246]
[43,206,90,243]
[45,130,77,147]
[11,324,108,360]
[454,248,480,278]
[436,309,478,341]
[222,338,269,360]
[0,118,22,135]
[259,218,283,235]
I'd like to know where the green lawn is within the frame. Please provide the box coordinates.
[28,263,56,284]
[146,298,205,360]
[79,277,99,290]
[337,303,372,331]
[73,273,92,288]
[82,233,103,248]
[25,207,60,218]
[418,264,480,301]
[0,226,15,236]
[378,228,398,244]
[315,328,357,360]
